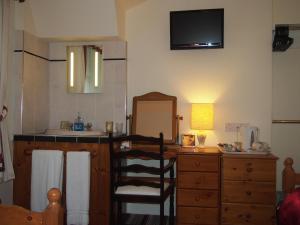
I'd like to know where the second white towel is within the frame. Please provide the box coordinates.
[66,151,91,225]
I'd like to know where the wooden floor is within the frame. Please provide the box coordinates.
[124,214,174,225]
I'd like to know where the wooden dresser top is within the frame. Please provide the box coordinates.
[178,146,221,155]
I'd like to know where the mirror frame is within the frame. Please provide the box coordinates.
[132,92,177,144]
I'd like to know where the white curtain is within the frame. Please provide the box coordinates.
[0,0,15,182]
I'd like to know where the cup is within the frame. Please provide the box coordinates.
[105,121,113,133]
[233,141,242,151]
[60,121,72,130]
[115,122,123,135]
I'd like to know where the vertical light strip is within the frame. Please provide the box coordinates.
[95,51,99,87]
[70,52,74,87]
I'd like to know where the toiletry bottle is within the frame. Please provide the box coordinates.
[74,112,84,131]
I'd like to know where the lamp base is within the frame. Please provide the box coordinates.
[196,134,207,148]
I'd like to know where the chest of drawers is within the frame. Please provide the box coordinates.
[177,147,221,225]
[221,154,277,225]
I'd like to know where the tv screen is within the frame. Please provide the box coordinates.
[170,9,224,50]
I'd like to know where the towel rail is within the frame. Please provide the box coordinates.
[23,149,98,157]
[272,120,300,124]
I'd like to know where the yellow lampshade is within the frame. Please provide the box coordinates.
[191,103,214,130]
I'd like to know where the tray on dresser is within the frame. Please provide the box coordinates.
[219,147,270,155]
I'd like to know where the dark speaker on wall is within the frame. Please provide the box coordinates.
[273,26,293,52]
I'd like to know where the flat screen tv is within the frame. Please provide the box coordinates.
[170,8,224,50]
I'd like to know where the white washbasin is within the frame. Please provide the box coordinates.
[44,129,107,136]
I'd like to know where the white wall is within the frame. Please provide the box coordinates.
[127,0,273,145]
[126,0,273,214]
[273,0,300,25]
[272,31,300,189]
[14,1,37,35]
[23,0,118,39]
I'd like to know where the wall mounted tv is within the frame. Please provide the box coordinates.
[170,8,224,50]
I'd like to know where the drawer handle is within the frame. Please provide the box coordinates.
[246,191,252,196]
[246,168,253,172]
[27,216,32,221]
[195,179,202,185]
[195,196,201,202]
[24,149,33,155]
[195,215,200,220]
[194,161,201,167]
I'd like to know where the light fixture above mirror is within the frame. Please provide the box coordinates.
[66,45,103,93]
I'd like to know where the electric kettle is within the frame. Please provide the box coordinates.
[240,126,259,150]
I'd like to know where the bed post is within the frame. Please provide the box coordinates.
[43,188,64,225]
[283,158,296,194]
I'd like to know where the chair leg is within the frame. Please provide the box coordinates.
[169,187,174,225]
[160,201,164,225]
[110,201,115,225]
[117,201,122,225]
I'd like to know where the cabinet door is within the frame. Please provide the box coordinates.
[13,141,111,225]
[13,141,35,208]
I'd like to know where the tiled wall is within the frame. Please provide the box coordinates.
[15,31,127,134]
[15,31,50,134]
[48,41,127,133]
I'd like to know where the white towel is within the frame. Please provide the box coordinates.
[31,150,64,212]
[66,152,91,225]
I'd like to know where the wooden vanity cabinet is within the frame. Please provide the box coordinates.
[13,141,110,225]
[221,154,277,225]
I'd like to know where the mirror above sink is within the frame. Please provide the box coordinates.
[67,45,103,93]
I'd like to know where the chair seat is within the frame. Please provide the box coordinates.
[116,183,169,196]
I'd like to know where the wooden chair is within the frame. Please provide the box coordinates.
[109,133,176,225]
[0,188,63,225]
[282,157,300,194]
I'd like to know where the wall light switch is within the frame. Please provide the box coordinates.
[225,122,249,132]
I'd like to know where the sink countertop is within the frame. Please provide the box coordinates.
[13,131,125,144]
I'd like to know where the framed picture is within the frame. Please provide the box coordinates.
[181,134,195,147]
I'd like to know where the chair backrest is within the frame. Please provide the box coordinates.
[109,133,165,194]
[131,92,177,144]
[0,188,63,225]
[282,157,300,194]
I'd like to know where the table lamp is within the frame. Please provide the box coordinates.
[191,103,214,147]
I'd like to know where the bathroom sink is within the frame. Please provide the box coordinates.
[44,129,107,136]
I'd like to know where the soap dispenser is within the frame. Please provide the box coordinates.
[73,112,84,131]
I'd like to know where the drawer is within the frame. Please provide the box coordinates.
[177,189,218,207]
[222,203,276,225]
[178,172,219,189]
[223,158,276,182]
[177,206,219,225]
[178,155,219,172]
[222,181,276,204]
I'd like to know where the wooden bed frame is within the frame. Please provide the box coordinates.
[282,157,300,194]
[0,188,63,225]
